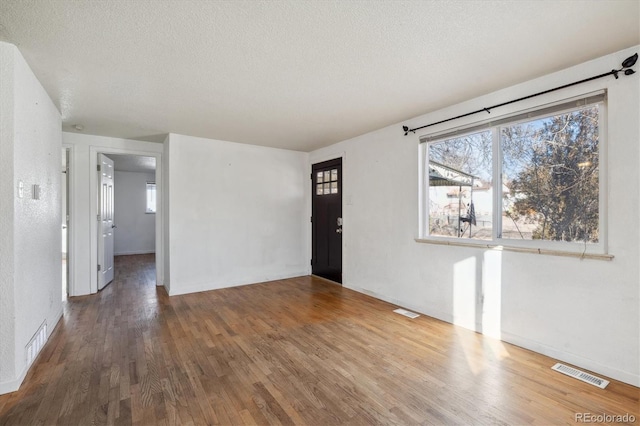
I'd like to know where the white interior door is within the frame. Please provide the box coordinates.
[98,153,115,290]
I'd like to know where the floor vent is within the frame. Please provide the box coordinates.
[393,308,420,319]
[26,322,47,368]
[551,363,609,389]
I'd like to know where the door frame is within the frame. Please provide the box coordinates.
[310,152,346,284]
[62,144,74,297]
[89,146,164,294]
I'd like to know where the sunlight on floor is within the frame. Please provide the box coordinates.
[485,337,510,361]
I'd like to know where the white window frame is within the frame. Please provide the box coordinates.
[146,181,156,214]
[418,91,608,257]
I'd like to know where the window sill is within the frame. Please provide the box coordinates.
[414,238,613,261]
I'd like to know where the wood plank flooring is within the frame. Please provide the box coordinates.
[0,254,638,425]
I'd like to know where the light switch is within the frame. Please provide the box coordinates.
[18,180,24,198]
[32,184,40,200]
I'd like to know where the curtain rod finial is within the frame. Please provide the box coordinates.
[622,53,638,69]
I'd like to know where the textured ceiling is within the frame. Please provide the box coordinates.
[108,154,156,173]
[1,1,638,151]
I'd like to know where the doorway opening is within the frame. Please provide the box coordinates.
[311,158,343,284]
[97,153,157,291]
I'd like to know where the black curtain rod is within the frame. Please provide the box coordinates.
[402,53,638,136]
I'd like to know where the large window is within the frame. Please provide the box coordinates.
[421,93,605,252]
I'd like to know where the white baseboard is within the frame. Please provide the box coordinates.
[50,306,64,337]
[500,331,640,387]
[343,282,455,325]
[341,283,639,388]
[0,365,28,395]
[0,306,65,396]
[114,250,156,256]
[168,270,309,296]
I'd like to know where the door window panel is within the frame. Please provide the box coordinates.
[315,168,340,196]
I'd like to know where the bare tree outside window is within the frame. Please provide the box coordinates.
[501,106,599,242]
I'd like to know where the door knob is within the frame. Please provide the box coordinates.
[336,228,342,233]
[112,224,117,229]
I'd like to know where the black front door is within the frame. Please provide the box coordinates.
[312,158,342,283]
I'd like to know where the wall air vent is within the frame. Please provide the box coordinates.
[393,308,420,319]
[551,363,609,389]
[25,321,47,368]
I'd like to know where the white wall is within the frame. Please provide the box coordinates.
[62,133,163,296]
[164,133,310,295]
[0,42,63,394]
[0,41,17,391]
[113,170,156,255]
[310,46,640,386]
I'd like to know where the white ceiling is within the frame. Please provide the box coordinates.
[1,1,638,152]
[108,154,156,173]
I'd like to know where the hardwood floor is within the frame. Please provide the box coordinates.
[0,254,638,425]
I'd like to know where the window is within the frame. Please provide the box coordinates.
[146,182,156,213]
[421,93,605,252]
[428,130,493,240]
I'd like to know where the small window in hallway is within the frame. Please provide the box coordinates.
[146,182,156,213]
